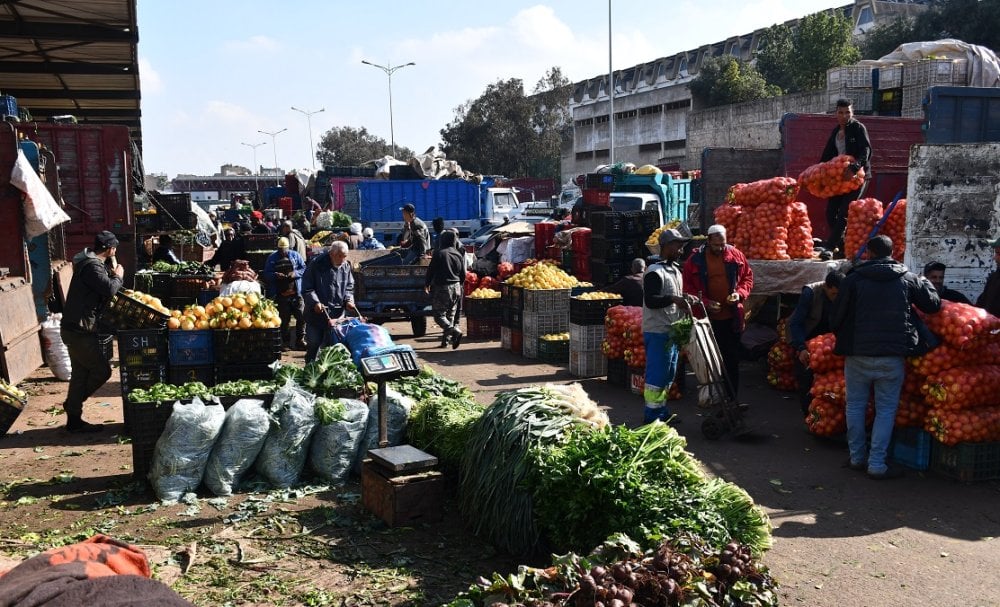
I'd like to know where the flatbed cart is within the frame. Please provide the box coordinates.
[680,301,751,440]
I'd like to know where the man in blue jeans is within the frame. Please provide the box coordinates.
[830,235,940,479]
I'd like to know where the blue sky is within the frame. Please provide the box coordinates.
[137,0,848,178]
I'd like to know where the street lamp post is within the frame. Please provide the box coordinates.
[257,128,287,187]
[361,59,415,158]
[241,141,266,195]
[291,106,325,171]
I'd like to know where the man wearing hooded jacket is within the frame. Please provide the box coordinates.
[60,231,124,432]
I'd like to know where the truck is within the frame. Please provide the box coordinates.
[346,250,431,337]
[609,172,692,225]
[357,178,521,241]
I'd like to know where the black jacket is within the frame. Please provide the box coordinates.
[61,249,123,334]
[425,232,465,287]
[821,119,872,174]
[830,257,941,357]
[976,270,1000,317]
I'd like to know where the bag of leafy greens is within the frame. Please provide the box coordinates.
[150,397,226,503]
[204,398,270,496]
[309,398,369,484]
[254,382,317,488]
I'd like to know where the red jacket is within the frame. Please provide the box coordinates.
[682,244,754,331]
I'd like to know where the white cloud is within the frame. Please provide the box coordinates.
[138,56,163,94]
[222,35,280,53]
[203,100,259,127]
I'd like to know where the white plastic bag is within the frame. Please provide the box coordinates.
[40,314,71,381]
[203,398,271,496]
[309,399,369,485]
[220,280,261,296]
[255,382,318,488]
[149,397,226,503]
[11,150,71,238]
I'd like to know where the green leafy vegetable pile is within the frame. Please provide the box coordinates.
[528,422,772,556]
[445,533,778,607]
[211,379,276,396]
[407,395,483,473]
[314,397,347,425]
[390,366,474,402]
[273,344,363,398]
[149,260,213,275]
[128,382,212,403]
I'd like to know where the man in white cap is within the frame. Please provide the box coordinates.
[642,229,699,424]
[682,224,754,401]
[263,236,307,350]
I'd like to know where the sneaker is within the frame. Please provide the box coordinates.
[867,465,905,480]
[841,458,866,472]
[66,421,104,434]
[451,331,463,350]
[440,336,450,348]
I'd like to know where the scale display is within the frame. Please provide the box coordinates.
[359,349,420,380]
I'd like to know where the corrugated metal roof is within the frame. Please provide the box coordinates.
[0,0,141,148]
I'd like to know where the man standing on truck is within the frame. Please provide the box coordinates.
[60,231,124,433]
[399,203,430,264]
[682,224,754,401]
[425,230,466,349]
[301,241,358,363]
[821,98,871,256]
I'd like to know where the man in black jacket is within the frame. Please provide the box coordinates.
[922,261,970,304]
[830,235,940,479]
[606,258,646,307]
[977,238,1000,316]
[60,231,124,433]
[788,270,845,414]
[821,98,872,255]
[425,230,465,349]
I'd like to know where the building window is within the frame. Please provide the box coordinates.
[595,114,610,124]
[576,151,593,161]
[639,142,661,153]
[663,139,686,151]
[856,6,873,27]
[663,99,692,111]
[678,56,688,75]
[639,104,662,116]
[614,109,637,120]
[594,149,610,159]
[575,118,594,127]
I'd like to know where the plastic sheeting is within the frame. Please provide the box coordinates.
[749,259,849,296]
[309,398,369,485]
[255,383,318,488]
[868,39,1000,88]
[149,397,226,503]
[203,398,271,496]
[11,150,71,238]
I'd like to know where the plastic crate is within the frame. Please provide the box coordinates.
[198,289,220,306]
[151,192,191,219]
[464,297,503,319]
[169,364,215,387]
[890,427,932,471]
[117,329,168,367]
[570,322,607,351]
[500,283,524,310]
[500,326,512,350]
[119,365,167,400]
[467,317,502,340]
[592,261,628,287]
[172,275,214,300]
[244,251,272,272]
[930,440,1000,482]
[589,211,627,239]
[0,384,26,435]
[606,357,628,387]
[582,189,611,205]
[146,273,173,299]
[134,213,161,232]
[827,65,873,90]
[168,330,214,366]
[902,58,968,87]
[876,64,903,90]
[569,349,607,378]
[636,209,659,236]
[500,328,523,355]
[243,233,280,251]
[501,307,523,330]
[523,288,571,314]
[214,363,275,384]
[213,329,282,364]
[522,335,539,359]
[523,311,569,337]
[585,173,615,190]
[537,338,569,364]
[570,296,622,325]
[100,292,170,331]
[160,212,198,231]
[629,367,646,395]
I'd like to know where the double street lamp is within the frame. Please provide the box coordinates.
[291,106,325,171]
[257,128,287,186]
[240,141,266,195]
[361,59,415,158]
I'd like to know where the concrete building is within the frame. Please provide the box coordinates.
[562,0,928,179]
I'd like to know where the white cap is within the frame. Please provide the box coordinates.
[362,227,374,238]
[707,224,727,237]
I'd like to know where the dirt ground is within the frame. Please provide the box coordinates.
[1,319,999,607]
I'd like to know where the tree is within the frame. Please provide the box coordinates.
[791,11,861,91]
[528,67,574,180]
[910,0,1000,55]
[860,16,917,60]
[315,126,414,167]
[755,24,796,93]
[690,56,781,108]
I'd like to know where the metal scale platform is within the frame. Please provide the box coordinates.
[357,349,444,527]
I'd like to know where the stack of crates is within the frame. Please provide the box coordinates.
[568,295,618,377]
[500,284,524,354]
[522,288,571,359]
[168,330,215,387]
[875,63,904,116]
[901,58,969,118]
[117,329,169,433]
[213,329,283,383]
[826,65,874,114]
[465,295,503,341]
[589,211,653,286]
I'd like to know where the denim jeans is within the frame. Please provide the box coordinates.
[844,355,904,474]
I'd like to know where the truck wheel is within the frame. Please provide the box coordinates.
[410,316,427,337]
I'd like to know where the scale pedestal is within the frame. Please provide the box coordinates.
[361,445,443,527]
[356,350,442,526]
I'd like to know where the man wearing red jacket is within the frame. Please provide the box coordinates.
[682,224,754,400]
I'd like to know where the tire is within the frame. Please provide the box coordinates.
[701,417,727,441]
[410,316,427,337]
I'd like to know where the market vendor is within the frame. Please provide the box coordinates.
[978,238,1000,316]
[820,98,871,256]
[606,258,646,306]
[207,228,247,271]
[788,270,845,414]
[301,241,357,363]
[151,233,181,265]
[398,203,430,264]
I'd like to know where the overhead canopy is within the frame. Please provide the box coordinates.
[0,0,141,147]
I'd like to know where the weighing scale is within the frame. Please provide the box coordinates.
[358,349,443,526]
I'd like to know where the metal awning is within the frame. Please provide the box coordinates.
[0,0,141,147]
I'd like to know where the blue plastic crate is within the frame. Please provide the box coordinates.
[0,95,17,118]
[168,330,214,366]
[891,426,932,471]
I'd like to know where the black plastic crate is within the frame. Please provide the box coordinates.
[169,364,215,387]
[243,233,280,251]
[100,292,170,331]
[172,275,214,300]
[466,317,502,340]
[585,173,615,190]
[151,192,191,220]
[570,296,623,325]
[119,364,167,400]
[931,440,1000,482]
[134,213,161,232]
[637,209,659,236]
[464,296,503,319]
[589,211,627,239]
[126,398,207,479]
[606,357,628,387]
[213,329,282,364]
[592,261,628,287]
[117,329,168,367]
[537,338,570,364]
[160,212,198,230]
[500,283,524,310]
[214,363,275,384]
[591,237,639,263]
[148,273,173,299]
[501,307,523,329]
[98,333,114,362]
[244,251,271,273]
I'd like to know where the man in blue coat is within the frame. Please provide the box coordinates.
[301,241,357,362]
[263,237,307,351]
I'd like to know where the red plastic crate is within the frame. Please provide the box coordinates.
[582,189,611,205]
[467,317,502,340]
